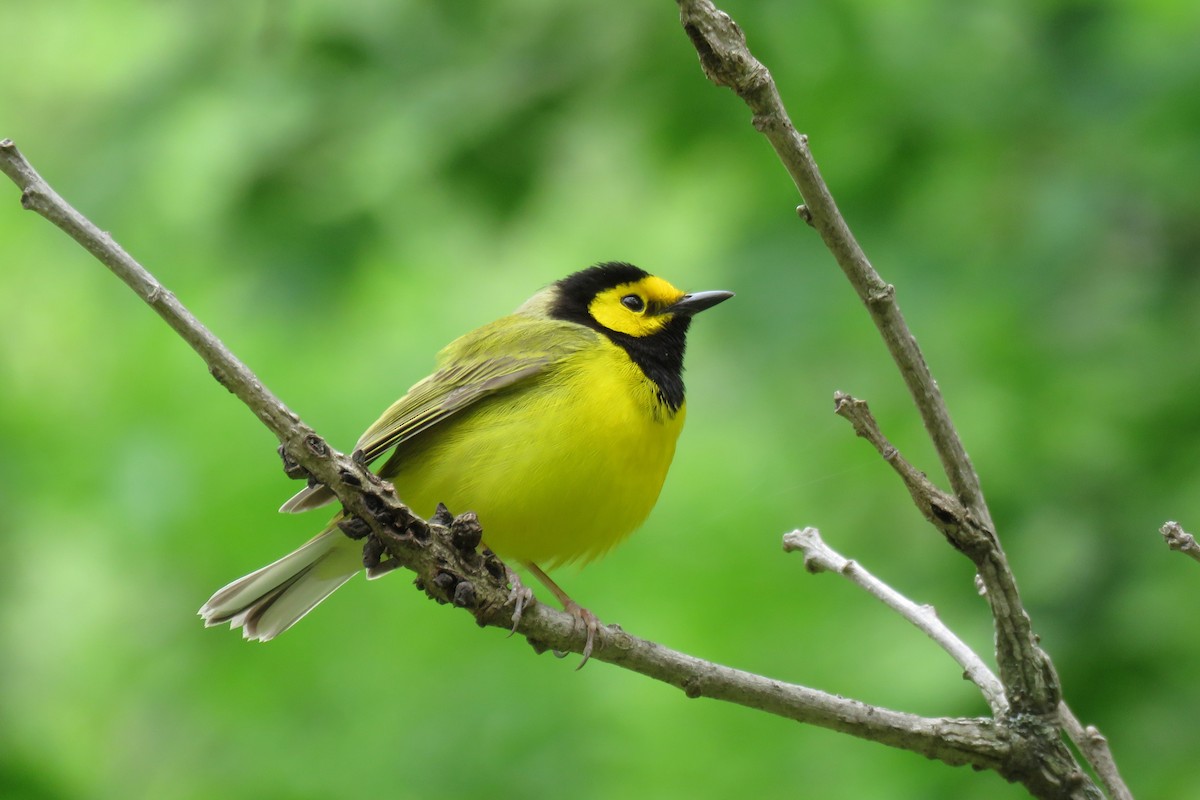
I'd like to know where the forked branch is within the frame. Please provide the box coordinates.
[675,0,1130,797]
[783,526,1008,717]
[676,0,1057,716]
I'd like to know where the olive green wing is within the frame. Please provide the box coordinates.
[279,315,595,513]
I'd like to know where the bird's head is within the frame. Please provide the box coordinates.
[545,261,733,340]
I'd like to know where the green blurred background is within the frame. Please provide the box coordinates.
[2,1,1198,798]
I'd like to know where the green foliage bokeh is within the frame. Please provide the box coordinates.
[2,1,1199,798]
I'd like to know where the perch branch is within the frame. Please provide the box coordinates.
[1,136,1029,778]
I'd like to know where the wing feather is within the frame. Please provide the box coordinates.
[280,314,595,513]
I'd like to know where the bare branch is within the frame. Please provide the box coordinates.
[0,139,307,450]
[787,520,1133,797]
[1160,521,1200,563]
[832,391,1061,713]
[669,0,1129,780]
[674,3,1074,738]
[600,628,1014,772]
[783,527,1008,717]
[675,0,988,528]
[1059,703,1134,800]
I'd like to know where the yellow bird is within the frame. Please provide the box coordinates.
[200,262,732,658]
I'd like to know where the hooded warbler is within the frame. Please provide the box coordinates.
[200,262,732,656]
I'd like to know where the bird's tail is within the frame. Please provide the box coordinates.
[199,527,363,641]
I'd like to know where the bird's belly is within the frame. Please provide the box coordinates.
[385,349,685,566]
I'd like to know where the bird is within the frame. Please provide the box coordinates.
[199,262,732,662]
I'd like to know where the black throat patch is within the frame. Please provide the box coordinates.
[550,263,691,413]
[601,318,691,413]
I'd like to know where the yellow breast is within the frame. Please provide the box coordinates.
[383,338,685,566]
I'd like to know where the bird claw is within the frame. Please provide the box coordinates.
[520,560,602,669]
[562,600,600,670]
[505,566,535,636]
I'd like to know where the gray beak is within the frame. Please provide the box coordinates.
[670,290,734,316]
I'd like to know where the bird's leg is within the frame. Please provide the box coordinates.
[524,561,600,669]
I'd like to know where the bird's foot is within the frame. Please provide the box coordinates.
[560,600,600,670]
[522,561,601,669]
[505,565,535,635]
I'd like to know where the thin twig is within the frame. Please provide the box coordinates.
[785,522,1133,798]
[0,140,306,444]
[783,527,1008,717]
[1160,521,1200,564]
[1059,703,1135,800]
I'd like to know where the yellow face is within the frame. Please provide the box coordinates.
[587,276,687,338]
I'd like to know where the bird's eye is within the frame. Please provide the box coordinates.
[621,294,645,312]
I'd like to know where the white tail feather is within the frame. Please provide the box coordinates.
[199,528,363,642]
[278,484,336,514]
